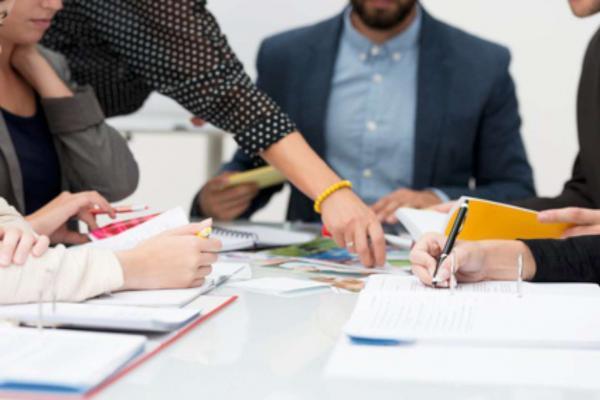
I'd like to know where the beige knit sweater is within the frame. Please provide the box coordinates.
[0,198,124,305]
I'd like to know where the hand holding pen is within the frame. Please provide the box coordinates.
[410,229,537,288]
[431,200,469,287]
[409,200,470,288]
[410,234,484,288]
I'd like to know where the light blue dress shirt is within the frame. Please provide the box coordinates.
[325,6,443,205]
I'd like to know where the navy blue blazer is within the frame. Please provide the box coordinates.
[193,9,535,222]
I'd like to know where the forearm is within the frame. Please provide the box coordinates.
[261,132,340,200]
[15,52,73,98]
[480,240,537,281]
[0,198,36,234]
[523,236,600,283]
[0,246,123,305]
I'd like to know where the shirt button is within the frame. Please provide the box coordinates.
[393,52,402,61]
[359,53,367,61]
[363,169,373,178]
[373,73,383,83]
[371,46,381,56]
[366,121,378,132]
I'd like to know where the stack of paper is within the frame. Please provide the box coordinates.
[0,327,145,394]
[326,276,600,389]
[345,276,600,346]
[344,291,600,347]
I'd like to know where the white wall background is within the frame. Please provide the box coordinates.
[112,0,600,220]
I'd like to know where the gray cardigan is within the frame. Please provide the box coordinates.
[0,46,139,214]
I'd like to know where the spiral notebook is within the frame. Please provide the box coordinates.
[212,225,315,252]
[211,227,257,252]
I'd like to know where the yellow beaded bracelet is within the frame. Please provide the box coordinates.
[314,180,353,214]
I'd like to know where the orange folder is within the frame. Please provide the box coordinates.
[445,197,571,241]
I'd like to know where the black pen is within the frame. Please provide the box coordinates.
[432,200,469,286]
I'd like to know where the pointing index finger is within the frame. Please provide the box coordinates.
[368,222,386,267]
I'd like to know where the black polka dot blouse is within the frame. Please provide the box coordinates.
[42,0,296,159]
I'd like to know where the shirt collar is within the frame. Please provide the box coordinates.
[342,4,422,56]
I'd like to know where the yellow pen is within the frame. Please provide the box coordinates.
[196,226,212,239]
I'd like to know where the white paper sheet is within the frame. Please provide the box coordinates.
[394,208,447,239]
[87,262,251,307]
[0,327,145,391]
[365,275,600,296]
[228,277,330,296]
[344,291,600,347]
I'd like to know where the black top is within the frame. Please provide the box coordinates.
[517,27,600,283]
[42,0,296,161]
[516,26,600,210]
[524,236,600,284]
[2,102,62,214]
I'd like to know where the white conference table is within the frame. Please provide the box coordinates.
[95,261,600,400]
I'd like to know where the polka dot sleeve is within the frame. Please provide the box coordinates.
[42,0,296,160]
